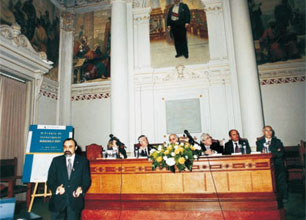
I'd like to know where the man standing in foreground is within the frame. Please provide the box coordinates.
[167,0,190,59]
[47,138,91,220]
[256,125,288,205]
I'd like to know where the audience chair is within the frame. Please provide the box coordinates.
[0,157,31,207]
[284,145,304,181]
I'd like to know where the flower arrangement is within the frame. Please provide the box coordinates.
[149,142,202,173]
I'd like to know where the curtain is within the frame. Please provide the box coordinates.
[0,75,27,176]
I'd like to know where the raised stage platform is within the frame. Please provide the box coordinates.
[82,154,284,220]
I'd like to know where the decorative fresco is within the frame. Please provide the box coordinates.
[73,10,111,84]
[150,0,209,68]
[248,0,305,64]
[0,0,60,81]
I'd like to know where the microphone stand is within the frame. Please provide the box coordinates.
[183,130,225,219]
[206,155,225,220]
[109,134,124,219]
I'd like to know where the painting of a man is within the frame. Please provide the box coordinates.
[167,0,191,59]
[150,0,209,68]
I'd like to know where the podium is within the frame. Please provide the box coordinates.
[82,154,284,220]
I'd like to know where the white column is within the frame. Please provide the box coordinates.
[111,0,129,144]
[201,0,227,62]
[57,13,74,125]
[127,1,136,150]
[133,7,152,70]
[230,0,264,146]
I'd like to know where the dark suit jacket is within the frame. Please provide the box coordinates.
[138,144,156,157]
[224,138,251,155]
[201,141,223,154]
[47,154,91,212]
[167,3,191,27]
[256,136,285,167]
[256,136,287,198]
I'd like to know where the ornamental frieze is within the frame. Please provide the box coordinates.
[72,81,111,101]
[201,0,223,13]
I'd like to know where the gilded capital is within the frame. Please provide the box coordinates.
[60,11,75,32]
[201,0,223,13]
[133,0,150,8]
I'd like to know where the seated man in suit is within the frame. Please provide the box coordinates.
[200,133,223,155]
[169,133,179,144]
[47,138,91,220]
[137,135,156,157]
[256,125,288,204]
[224,129,251,154]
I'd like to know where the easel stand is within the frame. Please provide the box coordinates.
[28,182,52,212]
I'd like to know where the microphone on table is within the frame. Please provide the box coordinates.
[184,130,200,146]
[109,134,127,158]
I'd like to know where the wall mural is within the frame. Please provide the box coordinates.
[73,10,111,84]
[150,0,209,68]
[0,0,60,81]
[248,0,305,65]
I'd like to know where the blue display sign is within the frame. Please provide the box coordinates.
[26,125,73,153]
[22,125,74,183]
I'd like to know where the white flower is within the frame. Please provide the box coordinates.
[193,155,198,159]
[185,155,188,159]
[174,145,179,150]
[171,152,175,157]
[180,143,184,146]
[163,156,168,160]
[150,149,156,154]
[158,145,162,151]
[195,145,201,150]
[166,157,175,166]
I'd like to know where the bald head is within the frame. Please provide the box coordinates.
[169,134,178,144]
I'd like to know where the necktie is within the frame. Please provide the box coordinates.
[143,149,147,156]
[235,143,239,153]
[266,141,271,153]
[67,159,72,180]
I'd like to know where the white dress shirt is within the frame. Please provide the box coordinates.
[265,138,272,144]
[171,3,180,21]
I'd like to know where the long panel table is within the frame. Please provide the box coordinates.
[82,154,284,220]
